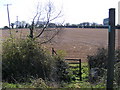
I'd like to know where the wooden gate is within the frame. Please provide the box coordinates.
[65,59,82,81]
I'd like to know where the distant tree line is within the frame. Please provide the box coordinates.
[64,22,108,28]
[3,21,120,29]
[3,21,64,29]
[10,21,30,29]
[3,21,30,29]
[64,22,120,29]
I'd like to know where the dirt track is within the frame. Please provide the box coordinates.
[1,28,119,62]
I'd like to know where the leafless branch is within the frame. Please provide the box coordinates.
[40,28,61,44]
[29,1,64,44]
[50,10,62,21]
[34,20,49,39]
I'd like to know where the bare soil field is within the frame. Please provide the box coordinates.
[0,28,119,62]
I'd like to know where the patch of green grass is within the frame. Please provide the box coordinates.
[2,78,49,88]
[2,81,106,89]
[2,82,34,88]
[64,81,106,88]
[81,63,89,81]
[69,62,89,81]
[69,64,79,67]
[2,62,106,89]
[63,62,106,88]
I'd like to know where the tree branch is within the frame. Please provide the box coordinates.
[50,10,62,21]
[40,28,61,44]
[34,20,49,39]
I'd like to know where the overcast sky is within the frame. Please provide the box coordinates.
[0,0,120,27]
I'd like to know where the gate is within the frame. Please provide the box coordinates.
[65,59,82,81]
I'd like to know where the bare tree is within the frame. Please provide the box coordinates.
[29,1,64,44]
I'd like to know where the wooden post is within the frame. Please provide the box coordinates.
[52,48,57,56]
[118,29,120,49]
[79,59,82,81]
[118,1,120,49]
[52,48,54,56]
[107,8,115,89]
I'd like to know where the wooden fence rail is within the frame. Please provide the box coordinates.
[65,59,82,81]
[51,48,82,81]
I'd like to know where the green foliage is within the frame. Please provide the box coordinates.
[87,47,120,87]
[87,48,108,83]
[67,64,79,81]
[2,82,34,88]
[31,78,48,88]
[2,37,72,86]
[114,62,120,88]
[2,38,54,83]
[88,48,108,69]
[2,60,107,88]
[64,81,106,88]
[67,62,89,82]
[81,63,89,81]
[2,78,49,88]
[116,49,120,60]
[3,83,18,88]
[3,81,106,89]
[53,51,72,83]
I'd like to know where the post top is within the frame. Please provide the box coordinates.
[109,8,115,10]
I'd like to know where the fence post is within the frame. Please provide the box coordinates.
[79,59,82,81]
[107,8,115,89]
[52,48,57,56]
[52,48,54,56]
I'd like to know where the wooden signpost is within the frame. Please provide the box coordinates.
[118,1,120,49]
[107,8,115,89]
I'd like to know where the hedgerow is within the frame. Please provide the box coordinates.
[2,38,71,83]
[87,47,120,87]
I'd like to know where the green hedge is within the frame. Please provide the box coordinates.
[2,38,71,83]
[87,47,120,87]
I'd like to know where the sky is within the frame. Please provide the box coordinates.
[0,0,120,28]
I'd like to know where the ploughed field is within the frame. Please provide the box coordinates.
[1,28,119,62]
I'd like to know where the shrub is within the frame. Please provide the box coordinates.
[2,78,49,88]
[2,38,55,83]
[87,47,120,86]
[31,78,48,88]
[51,50,72,83]
[87,48,108,83]
[2,37,72,85]
[115,49,120,61]
[88,48,108,69]
[114,62,120,87]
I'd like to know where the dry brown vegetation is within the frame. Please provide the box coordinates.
[1,28,119,62]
